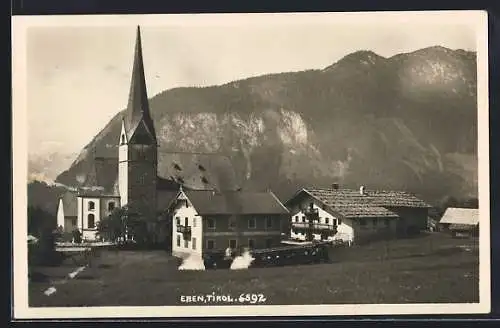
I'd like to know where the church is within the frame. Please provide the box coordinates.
[56,26,290,249]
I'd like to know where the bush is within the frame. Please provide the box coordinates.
[28,229,64,267]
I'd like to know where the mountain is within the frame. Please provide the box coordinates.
[54,46,478,205]
[29,152,78,183]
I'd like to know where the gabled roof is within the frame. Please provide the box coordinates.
[440,207,479,226]
[157,189,179,212]
[157,152,239,192]
[285,187,429,219]
[303,188,430,209]
[80,157,119,196]
[182,190,289,216]
[60,191,77,217]
[123,26,157,143]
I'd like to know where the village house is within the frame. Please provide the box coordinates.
[284,184,430,244]
[439,207,479,238]
[169,187,290,259]
[56,26,241,242]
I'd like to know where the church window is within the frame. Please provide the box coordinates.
[121,134,126,145]
[88,214,95,229]
[108,202,115,211]
[88,201,95,211]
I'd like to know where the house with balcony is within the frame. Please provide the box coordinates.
[284,184,430,244]
[169,187,290,259]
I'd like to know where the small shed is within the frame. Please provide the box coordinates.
[439,208,479,237]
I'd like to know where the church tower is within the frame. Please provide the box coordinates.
[119,26,158,227]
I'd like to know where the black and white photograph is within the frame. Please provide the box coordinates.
[12,11,490,318]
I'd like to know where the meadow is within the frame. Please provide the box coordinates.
[28,232,479,307]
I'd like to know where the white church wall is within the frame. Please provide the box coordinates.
[56,198,65,230]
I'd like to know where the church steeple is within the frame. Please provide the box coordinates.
[123,25,157,144]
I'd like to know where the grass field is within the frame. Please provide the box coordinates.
[28,232,479,307]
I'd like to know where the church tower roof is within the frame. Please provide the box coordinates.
[123,25,157,143]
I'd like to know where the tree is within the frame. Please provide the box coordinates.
[27,205,54,237]
[97,207,127,242]
[97,205,148,244]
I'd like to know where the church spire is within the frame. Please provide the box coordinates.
[124,25,157,143]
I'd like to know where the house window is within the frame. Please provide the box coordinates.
[359,218,367,226]
[176,235,181,247]
[176,217,180,226]
[207,239,215,250]
[88,201,95,211]
[332,219,337,226]
[184,217,189,226]
[229,218,236,229]
[184,239,189,248]
[302,216,306,223]
[121,134,126,145]
[108,201,115,211]
[266,217,273,229]
[87,214,95,229]
[207,218,215,229]
[192,237,197,250]
[384,218,390,227]
[295,215,299,222]
[248,239,255,249]
[325,217,330,225]
[338,219,342,226]
[229,239,237,249]
[193,217,197,227]
[372,218,377,226]
[248,218,256,229]
[265,238,273,248]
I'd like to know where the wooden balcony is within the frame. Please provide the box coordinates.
[176,225,192,239]
[291,222,337,231]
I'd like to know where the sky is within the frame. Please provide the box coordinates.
[22,12,481,157]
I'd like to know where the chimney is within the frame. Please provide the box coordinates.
[359,185,365,195]
[332,183,339,190]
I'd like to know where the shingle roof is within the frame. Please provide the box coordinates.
[440,207,479,226]
[305,189,398,219]
[157,152,239,192]
[183,190,289,215]
[305,188,430,209]
[60,191,78,217]
[285,187,429,219]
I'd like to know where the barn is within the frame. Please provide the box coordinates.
[439,207,479,238]
[284,184,431,245]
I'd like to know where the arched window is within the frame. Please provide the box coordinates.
[108,201,115,212]
[88,214,95,229]
[88,201,95,211]
[121,134,126,145]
